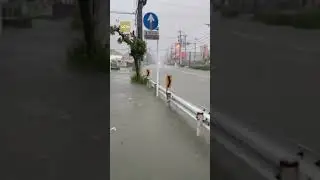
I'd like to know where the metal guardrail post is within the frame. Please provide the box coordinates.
[200,107,210,126]
[196,112,204,136]
[166,89,171,106]
[277,160,300,180]
[110,127,116,134]
[154,83,157,96]
[146,77,150,88]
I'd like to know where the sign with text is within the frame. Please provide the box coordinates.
[144,30,159,40]
[119,21,131,33]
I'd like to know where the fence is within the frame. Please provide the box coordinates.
[145,74,320,180]
[147,79,210,139]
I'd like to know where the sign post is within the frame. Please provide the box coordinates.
[143,12,160,96]
[156,40,160,96]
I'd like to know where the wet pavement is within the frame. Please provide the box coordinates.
[110,71,266,180]
[0,19,109,180]
[211,12,320,152]
[146,12,320,154]
[144,65,210,109]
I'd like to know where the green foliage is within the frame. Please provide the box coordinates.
[220,6,239,18]
[130,38,147,61]
[253,9,320,29]
[110,25,147,77]
[130,73,148,85]
[67,39,109,73]
[110,25,147,61]
[189,65,210,71]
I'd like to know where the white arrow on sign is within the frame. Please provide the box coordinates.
[147,14,155,30]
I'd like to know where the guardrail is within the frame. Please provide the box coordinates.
[214,112,320,180]
[144,72,320,180]
[146,78,210,137]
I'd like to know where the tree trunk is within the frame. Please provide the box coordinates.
[134,58,140,78]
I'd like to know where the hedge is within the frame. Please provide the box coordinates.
[253,9,320,29]
[189,65,210,71]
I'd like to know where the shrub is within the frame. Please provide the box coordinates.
[220,6,239,18]
[189,65,210,71]
[130,73,148,85]
[67,39,109,73]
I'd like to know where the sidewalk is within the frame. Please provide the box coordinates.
[110,71,266,180]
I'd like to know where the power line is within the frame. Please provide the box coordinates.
[196,33,210,42]
[110,10,136,15]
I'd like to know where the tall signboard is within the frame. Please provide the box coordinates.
[119,21,131,34]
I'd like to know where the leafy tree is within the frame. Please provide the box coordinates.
[110,25,147,77]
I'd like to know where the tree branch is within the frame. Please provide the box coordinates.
[110,25,133,46]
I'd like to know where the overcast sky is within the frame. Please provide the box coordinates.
[110,0,210,60]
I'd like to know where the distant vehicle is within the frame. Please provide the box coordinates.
[110,60,120,70]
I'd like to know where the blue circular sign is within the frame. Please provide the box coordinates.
[143,12,159,30]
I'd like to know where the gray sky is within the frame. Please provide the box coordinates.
[110,0,210,60]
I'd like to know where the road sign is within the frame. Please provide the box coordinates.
[144,30,159,40]
[119,21,131,33]
[143,12,158,30]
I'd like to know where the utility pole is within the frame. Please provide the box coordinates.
[136,0,147,68]
[183,34,187,61]
[169,45,172,61]
[182,34,187,66]
[136,0,147,40]
[166,48,169,63]
[170,44,174,64]
[178,30,183,65]
[194,38,198,62]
